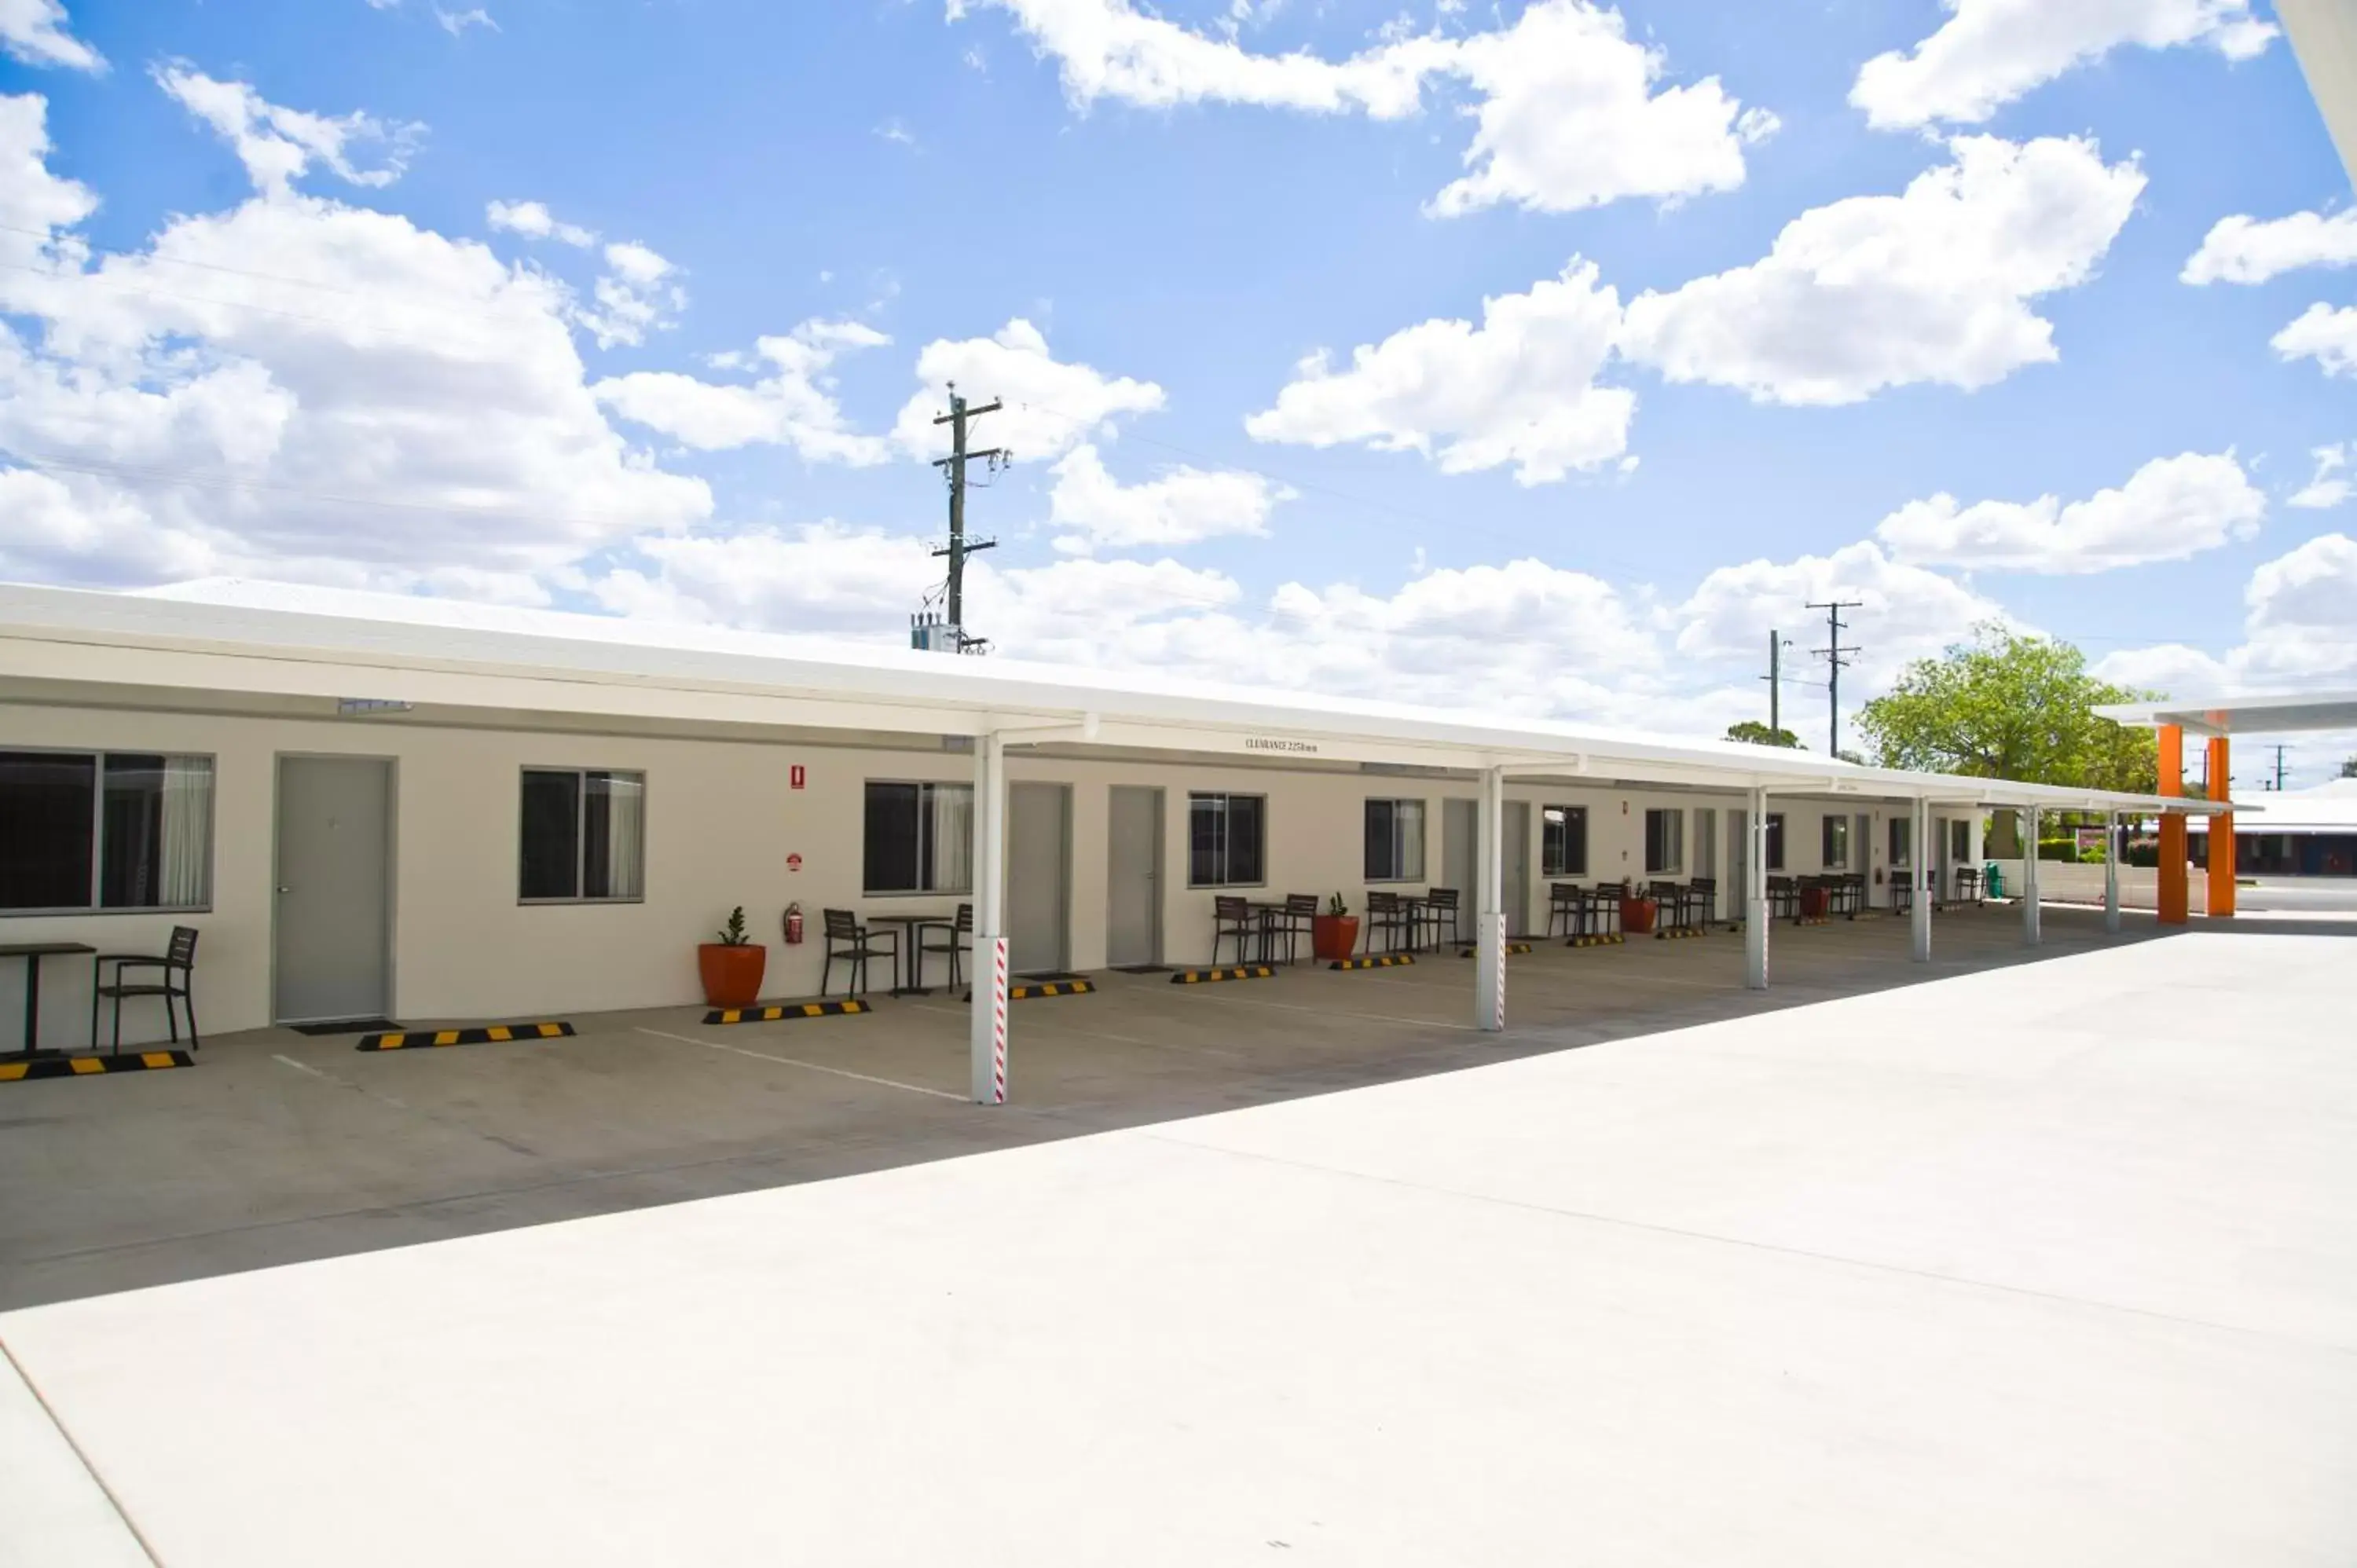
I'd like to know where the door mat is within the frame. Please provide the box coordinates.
[1110,964,1173,973]
[2,1050,194,1083]
[357,1021,575,1051]
[290,1017,401,1036]
[704,1000,869,1025]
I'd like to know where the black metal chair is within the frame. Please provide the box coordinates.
[92,926,200,1055]
[1688,877,1717,929]
[1586,882,1625,940]
[1766,876,1798,920]
[1953,866,1981,905]
[1212,896,1263,965]
[1547,882,1584,937]
[821,908,898,998]
[1415,887,1460,952]
[920,903,974,991]
[1647,881,1695,935]
[1272,893,1318,964]
[1363,890,1411,954]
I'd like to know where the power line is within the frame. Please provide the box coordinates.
[920,383,1003,654]
[1807,598,1863,757]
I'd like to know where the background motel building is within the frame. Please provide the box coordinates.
[0,581,2219,1101]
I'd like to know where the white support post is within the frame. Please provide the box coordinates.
[2103,810,2121,933]
[1910,795,1932,963]
[969,731,1009,1105]
[2021,806,2042,947]
[1745,787,1769,991]
[1475,765,1506,1032]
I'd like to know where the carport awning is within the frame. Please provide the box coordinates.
[2095,691,2357,738]
[0,577,2230,819]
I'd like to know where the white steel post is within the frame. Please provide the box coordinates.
[2103,810,2121,933]
[1911,795,1933,963]
[969,731,1009,1104]
[1475,765,1506,1031]
[1745,786,1770,990]
[2021,806,2042,947]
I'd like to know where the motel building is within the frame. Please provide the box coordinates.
[1,581,2227,1103]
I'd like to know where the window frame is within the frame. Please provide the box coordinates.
[518,765,648,906]
[860,779,976,898]
[1765,813,1787,872]
[1643,807,1684,877]
[0,746,217,918]
[1890,815,1911,868]
[1188,791,1267,889]
[1541,804,1589,878]
[1821,813,1849,870]
[1362,797,1427,884]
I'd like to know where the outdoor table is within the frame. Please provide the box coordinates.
[2,942,96,1059]
[1243,900,1292,964]
[863,911,961,996]
[1395,894,1437,952]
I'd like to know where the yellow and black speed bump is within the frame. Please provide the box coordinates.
[1566,933,1626,948]
[1009,979,1094,1001]
[703,1000,869,1025]
[1457,943,1534,958]
[1653,927,1706,941]
[1330,954,1414,970]
[1171,965,1275,984]
[357,1021,574,1051]
[2,1050,192,1083]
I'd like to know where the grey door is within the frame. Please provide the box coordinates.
[1006,782,1071,976]
[1442,798,1478,942]
[1106,786,1161,968]
[1503,801,1530,937]
[1695,807,1718,919]
[274,756,391,1024]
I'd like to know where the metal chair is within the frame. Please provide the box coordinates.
[1416,887,1460,952]
[1272,893,1319,964]
[920,903,974,991]
[92,926,200,1054]
[1688,877,1717,929]
[1766,876,1798,920]
[1584,884,1622,940]
[820,908,898,998]
[1211,896,1262,965]
[1363,890,1410,954]
[1547,882,1584,937]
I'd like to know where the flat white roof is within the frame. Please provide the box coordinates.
[0,577,2225,815]
[2095,691,2357,738]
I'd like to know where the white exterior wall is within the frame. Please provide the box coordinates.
[1,702,1876,1048]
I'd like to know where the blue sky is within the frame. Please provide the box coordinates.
[4,0,2356,782]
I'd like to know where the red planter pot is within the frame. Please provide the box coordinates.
[1622,896,1657,936]
[1311,914,1360,962]
[1799,885,1831,920]
[698,943,767,1008]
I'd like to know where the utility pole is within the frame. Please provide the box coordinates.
[1761,630,1792,738]
[921,383,1004,654]
[2266,742,2290,790]
[1808,599,1864,757]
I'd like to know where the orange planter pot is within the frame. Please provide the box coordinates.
[1799,885,1830,920]
[1311,914,1360,962]
[1622,896,1656,936]
[697,943,767,1008]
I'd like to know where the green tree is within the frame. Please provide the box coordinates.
[1725,720,1802,749]
[2341,755,2357,779]
[1856,624,2159,791]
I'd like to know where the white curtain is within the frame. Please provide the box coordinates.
[930,783,973,892]
[1398,800,1426,881]
[602,772,645,899]
[159,756,212,907]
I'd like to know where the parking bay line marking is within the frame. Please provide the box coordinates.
[635,1027,965,1102]
[1178,988,1479,1033]
[907,1002,1249,1060]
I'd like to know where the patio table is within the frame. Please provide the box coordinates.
[1242,900,1292,965]
[863,910,962,996]
[2,942,96,1060]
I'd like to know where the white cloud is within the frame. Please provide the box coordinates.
[0,88,708,599]
[154,64,423,196]
[892,318,1164,462]
[1046,441,1289,553]
[1851,0,2275,131]
[434,5,496,35]
[0,92,96,263]
[0,0,102,71]
[2095,533,2357,693]
[2289,444,2352,511]
[1673,540,2011,696]
[955,0,1773,216]
[2182,208,2357,285]
[1875,451,2265,573]
[1618,134,2145,406]
[595,319,893,463]
[576,240,686,349]
[486,199,595,247]
[1244,258,1631,484]
[2272,302,2357,377]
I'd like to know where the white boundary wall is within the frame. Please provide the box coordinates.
[1,702,1947,1048]
[1988,859,2207,915]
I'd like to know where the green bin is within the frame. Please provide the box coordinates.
[1984,862,2004,899]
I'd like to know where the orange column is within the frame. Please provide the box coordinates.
[2157,724,2188,925]
[2207,735,2235,919]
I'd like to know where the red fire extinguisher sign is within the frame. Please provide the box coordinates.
[790,764,805,790]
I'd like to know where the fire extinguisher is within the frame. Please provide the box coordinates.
[783,903,804,946]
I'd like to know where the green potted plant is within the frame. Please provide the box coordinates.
[1312,892,1359,962]
[698,906,767,1008]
